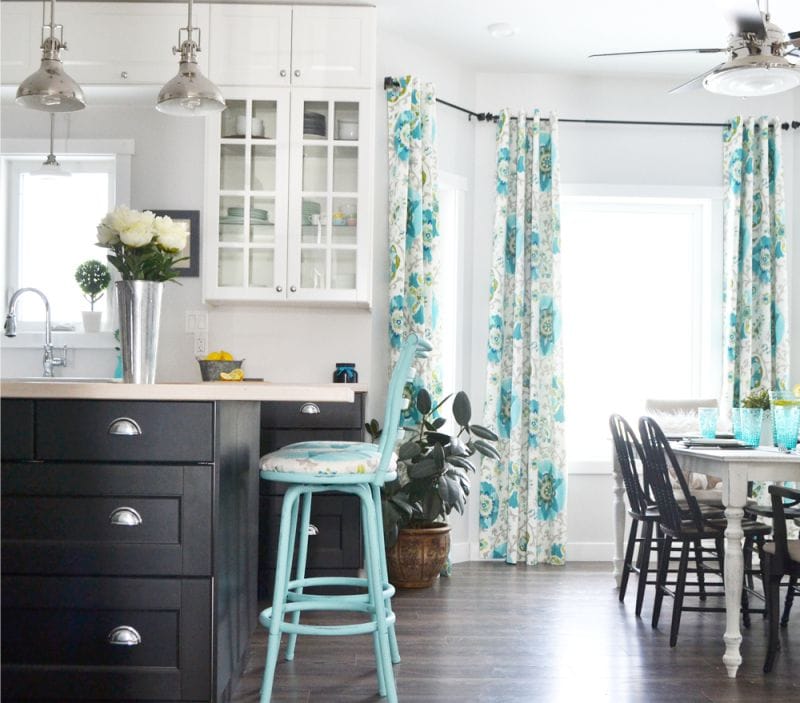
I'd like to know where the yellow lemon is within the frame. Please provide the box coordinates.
[219,351,234,361]
[205,351,222,361]
[220,368,244,381]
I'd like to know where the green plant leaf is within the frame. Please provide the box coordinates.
[430,417,447,430]
[445,437,469,457]
[408,457,440,478]
[447,456,476,473]
[473,438,502,460]
[469,424,499,441]
[398,440,422,460]
[452,391,471,426]
[416,388,432,415]
[425,431,451,446]
[437,474,461,507]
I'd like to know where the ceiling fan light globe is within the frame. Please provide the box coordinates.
[703,64,800,96]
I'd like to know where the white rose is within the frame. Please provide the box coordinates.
[153,215,188,253]
[119,220,155,248]
[96,217,119,246]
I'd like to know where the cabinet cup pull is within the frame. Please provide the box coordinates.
[280,69,287,77]
[300,402,320,415]
[308,523,319,536]
[107,626,142,646]
[294,69,301,77]
[108,417,142,436]
[109,507,143,527]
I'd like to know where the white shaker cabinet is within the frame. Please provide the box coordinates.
[203,87,373,306]
[207,4,375,88]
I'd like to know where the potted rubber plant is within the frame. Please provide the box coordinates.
[367,386,499,588]
[74,259,111,332]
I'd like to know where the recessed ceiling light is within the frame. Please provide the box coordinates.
[487,22,518,38]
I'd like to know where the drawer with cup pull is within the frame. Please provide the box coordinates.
[260,396,364,430]
[1,575,210,701]
[35,400,214,463]
[1,463,212,576]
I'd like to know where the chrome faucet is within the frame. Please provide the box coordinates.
[4,287,68,377]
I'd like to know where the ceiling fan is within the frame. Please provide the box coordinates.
[589,0,800,96]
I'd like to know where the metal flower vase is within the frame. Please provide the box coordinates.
[115,280,163,383]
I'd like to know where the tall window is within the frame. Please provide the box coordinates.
[560,189,723,469]
[3,152,123,329]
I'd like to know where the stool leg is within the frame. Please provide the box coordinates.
[360,490,387,697]
[260,487,302,703]
[372,483,400,664]
[620,517,638,604]
[361,487,397,702]
[285,490,313,662]
[781,575,796,627]
[634,521,652,617]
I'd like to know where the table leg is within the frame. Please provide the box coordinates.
[722,476,747,678]
[612,451,625,588]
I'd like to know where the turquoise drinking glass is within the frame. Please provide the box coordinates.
[739,407,763,447]
[769,391,800,449]
[773,405,800,451]
[731,407,742,441]
[698,407,718,439]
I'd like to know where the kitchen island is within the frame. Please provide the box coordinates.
[0,380,355,703]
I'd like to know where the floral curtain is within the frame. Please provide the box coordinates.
[479,110,567,566]
[386,76,441,411]
[721,116,789,407]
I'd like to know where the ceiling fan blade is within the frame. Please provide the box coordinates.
[720,0,767,38]
[589,48,726,58]
[668,64,727,94]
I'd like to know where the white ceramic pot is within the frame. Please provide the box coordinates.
[81,310,102,333]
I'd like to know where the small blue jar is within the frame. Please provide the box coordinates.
[333,363,358,383]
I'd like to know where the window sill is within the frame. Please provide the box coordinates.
[1,331,116,350]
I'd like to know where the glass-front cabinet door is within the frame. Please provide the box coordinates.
[287,88,371,304]
[204,88,290,301]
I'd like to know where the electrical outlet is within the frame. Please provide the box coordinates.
[186,311,209,357]
[194,334,208,356]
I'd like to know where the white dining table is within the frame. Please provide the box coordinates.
[611,444,800,678]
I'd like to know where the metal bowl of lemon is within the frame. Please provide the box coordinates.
[198,352,245,381]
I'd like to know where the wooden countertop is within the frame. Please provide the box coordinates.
[0,380,358,402]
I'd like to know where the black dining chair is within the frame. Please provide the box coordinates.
[638,416,771,646]
[762,484,800,673]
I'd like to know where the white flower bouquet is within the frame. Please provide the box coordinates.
[96,206,188,282]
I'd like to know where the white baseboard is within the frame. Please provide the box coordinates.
[450,541,615,563]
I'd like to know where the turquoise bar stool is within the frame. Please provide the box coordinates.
[258,335,429,703]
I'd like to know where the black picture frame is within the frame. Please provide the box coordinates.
[148,209,200,277]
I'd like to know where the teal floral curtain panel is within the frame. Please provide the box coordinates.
[386,76,441,404]
[721,116,789,407]
[479,110,567,566]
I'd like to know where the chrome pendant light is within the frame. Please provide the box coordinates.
[33,114,70,178]
[16,0,85,112]
[156,0,225,116]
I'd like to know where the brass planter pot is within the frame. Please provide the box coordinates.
[387,522,451,589]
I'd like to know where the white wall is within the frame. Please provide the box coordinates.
[467,72,799,560]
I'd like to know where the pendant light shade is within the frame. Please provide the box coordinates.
[16,0,85,113]
[156,0,225,116]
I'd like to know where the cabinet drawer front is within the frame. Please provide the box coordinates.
[1,576,210,701]
[260,396,364,430]
[1,399,34,460]
[2,464,212,576]
[36,400,214,462]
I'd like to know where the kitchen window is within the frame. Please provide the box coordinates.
[1,140,131,331]
[560,186,723,471]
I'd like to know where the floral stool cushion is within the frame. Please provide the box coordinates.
[260,440,396,477]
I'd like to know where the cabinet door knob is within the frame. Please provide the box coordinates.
[108,417,142,436]
[120,71,128,79]
[107,626,142,646]
[276,285,283,292]
[289,285,297,293]
[308,523,319,536]
[294,69,301,77]
[109,507,143,527]
[300,402,320,415]
[280,69,287,77]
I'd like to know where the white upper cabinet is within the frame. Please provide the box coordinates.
[55,2,210,84]
[208,5,292,87]
[290,6,375,88]
[0,2,40,85]
[207,4,375,88]
[0,2,210,86]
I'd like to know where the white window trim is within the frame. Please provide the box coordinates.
[561,183,724,475]
[1,138,133,348]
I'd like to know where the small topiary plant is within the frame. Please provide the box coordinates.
[75,259,111,311]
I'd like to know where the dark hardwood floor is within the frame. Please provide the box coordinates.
[232,562,800,703]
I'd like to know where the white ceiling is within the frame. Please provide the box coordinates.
[371,0,800,83]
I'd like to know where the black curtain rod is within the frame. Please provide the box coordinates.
[383,77,800,131]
